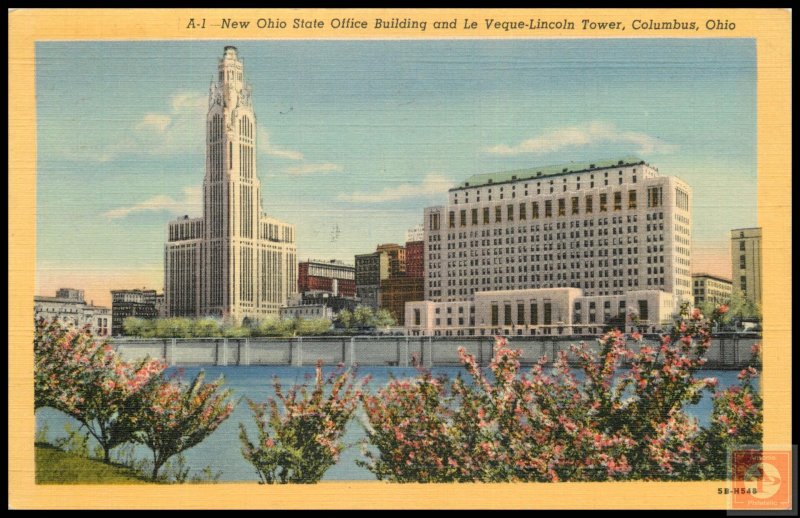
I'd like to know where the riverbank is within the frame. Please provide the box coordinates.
[35,443,150,484]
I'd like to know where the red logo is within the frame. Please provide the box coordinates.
[730,449,792,510]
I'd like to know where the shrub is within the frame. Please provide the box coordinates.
[130,371,233,480]
[240,363,363,483]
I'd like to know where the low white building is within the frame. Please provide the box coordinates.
[406,287,673,337]
[34,289,111,337]
[279,304,334,321]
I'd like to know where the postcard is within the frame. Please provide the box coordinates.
[9,8,793,510]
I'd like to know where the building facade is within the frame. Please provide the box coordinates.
[407,157,692,336]
[165,46,297,322]
[730,227,762,306]
[380,276,425,326]
[692,273,733,306]
[406,287,673,337]
[298,259,356,298]
[355,251,389,310]
[405,240,425,279]
[34,289,111,337]
[376,243,406,278]
[111,289,162,336]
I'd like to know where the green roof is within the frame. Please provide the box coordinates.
[453,156,646,190]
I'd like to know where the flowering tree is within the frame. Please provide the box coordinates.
[360,303,759,482]
[698,342,763,479]
[131,371,233,480]
[359,372,464,482]
[240,363,362,483]
[34,318,166,462]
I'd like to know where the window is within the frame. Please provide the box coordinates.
[740,276,747,292]
[647,187,663,208]
[585,196,593,213]
[414,309,420,326]
[614,192,622,211]
[491,304,499,326]
[430,213,440,231]
[504,304,512,326]
[532,202,539,219]
[495,206,502,223]
[449,211,455,228]
[517,303,525,325]
[530,303,538,325]
[600,194,608,212]
[740,255,746,269]
[739,241,746,251]
[638,300,649,321]
[483,207,490,224]
[628,190,637,209]
[460,209,467,227]
[519,203,527,220]
[545,200,553,217]
[472,208,478,225]
[507,204,514,221]
[571,197,579,215]
[558,198,566,216]
[543,302,552,325]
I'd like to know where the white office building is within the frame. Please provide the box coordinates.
[406,157,692,336]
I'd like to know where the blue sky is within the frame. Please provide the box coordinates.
[36,39,757,306]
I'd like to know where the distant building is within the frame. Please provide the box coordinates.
[405,240,424,279]
[279,291,357,322]
[355,251,389,310]
[380,277,424,325]
[34,288,111,337]
[731,228,762,306]
[111,289,162,336]
[406,223,424,243]
[692,273,733,306]
[298,259,356,298]
[155,293,166,318]
[279,304,335,321]
[376,243,406,278]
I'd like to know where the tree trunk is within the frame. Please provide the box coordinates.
[104,446,111,463]
[152,451,161,480]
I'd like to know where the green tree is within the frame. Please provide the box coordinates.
[373,309,396,328]
[295,318,332,336]
[353,306,374,328]
[222,322,251,338]
[191,318,222,338]
[154,318,192,338]
[122,317,155,337]
[335,309,353,331]
[255,317,294,337]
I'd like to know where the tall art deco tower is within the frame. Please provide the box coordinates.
[165,46,297,322]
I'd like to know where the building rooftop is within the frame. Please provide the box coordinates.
[692,273,733,283]
[452,156,647,191]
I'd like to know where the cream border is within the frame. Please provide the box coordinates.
[8,8,792,509]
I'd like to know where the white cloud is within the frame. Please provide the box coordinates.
[104,186,202,220]
[485,121,677,156]
[287,163,342,175]
[338,174,452,203]
[257,127,304,160]
[135,113,172,134]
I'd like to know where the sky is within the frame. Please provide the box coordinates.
[35,39,757,307]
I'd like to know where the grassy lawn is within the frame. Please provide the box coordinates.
[35,443,151,484]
